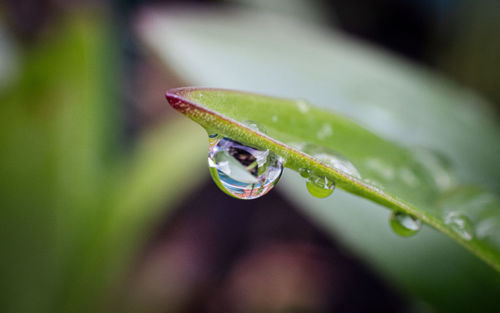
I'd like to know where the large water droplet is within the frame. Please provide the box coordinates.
[445,212,474,241]
[390,211,422,237]
[208,137,283,199]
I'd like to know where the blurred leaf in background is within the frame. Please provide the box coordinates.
[0,3,206,313]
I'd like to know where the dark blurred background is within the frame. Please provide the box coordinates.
[1,1,499,313]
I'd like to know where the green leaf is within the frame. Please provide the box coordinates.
[166,87,500,271]
[139,8,500,313]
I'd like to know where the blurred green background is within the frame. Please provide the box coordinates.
[1,1,499,313]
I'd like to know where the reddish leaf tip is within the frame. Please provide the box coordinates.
[165,89,188,113]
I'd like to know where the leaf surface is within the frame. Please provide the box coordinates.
[139,7,500,312]
[166,87,500,272]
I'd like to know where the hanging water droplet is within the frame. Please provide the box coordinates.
[306,174,335,198]
[390,211,422,237]
[208,137,283,199]
[445,212,474,241]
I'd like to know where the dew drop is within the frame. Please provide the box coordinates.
[300,143,361,179]
[390,211,422,237]
[316,123,333,140]
[445,212,474,241]
[208,137,283,199]
[244,120,266,134]
[412,147,456,191]
[296,99,310,113]
[365,157,395,181]
[306,175,335,198]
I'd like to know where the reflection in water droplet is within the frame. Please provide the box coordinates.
[445,212,474,241]
[390,211,422,237]
[306,175,335,198]
[298,143,361,179]
[208,137,283,199]
[208,132,219,145]
[299,168,311,178]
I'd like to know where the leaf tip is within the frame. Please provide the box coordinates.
[165,88,189,113]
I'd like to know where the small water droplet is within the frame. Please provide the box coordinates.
[244,120,266,134]
[476,217,500,249]
[399,167,420,187]
[363,178,385,192]
[445,212,474,240]
[306,174,335,198]
[316,123,333,140]
[296,99,310,113]
[365,157,395,181]
[208,137,283,199]
[412,147,455,191]
[390,211,422,237]
[300,143,361,179]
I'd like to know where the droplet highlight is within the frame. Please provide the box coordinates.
[445,212,474,241]
[208,137,283,199]
[390,211,422,237]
